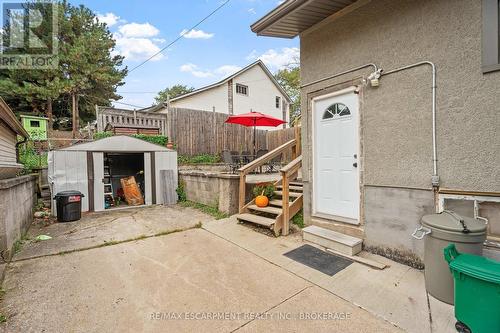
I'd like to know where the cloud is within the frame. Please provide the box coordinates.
[119,22,160,38]
[112,22,164,61]
[215,65,242,77]
[97,12,121,27]
[246,47,299,71]
[180,63,213,78]
[248,8,256,14]
[180,63,242,78]
[113,34,164,62]
[180,29,214,39]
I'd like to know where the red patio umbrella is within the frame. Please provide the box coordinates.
[225,111,286,155]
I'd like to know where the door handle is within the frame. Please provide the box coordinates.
[353,162,358,168]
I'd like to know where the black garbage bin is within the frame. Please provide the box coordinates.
[54,191,84,222]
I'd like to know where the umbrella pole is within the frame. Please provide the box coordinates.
[253,120,256,156]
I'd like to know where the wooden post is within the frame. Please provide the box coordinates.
[281,171,290,236]
[239,173,246,213]
[71,93,78,138]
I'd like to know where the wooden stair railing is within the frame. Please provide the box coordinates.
[238,138,297,213]
[278,155,302,236]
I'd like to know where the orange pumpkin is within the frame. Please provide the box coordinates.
[255,195,269,207]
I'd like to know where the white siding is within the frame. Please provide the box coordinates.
[166,64,289,130]
[168,84,228,113]
[232,64,289,129]
[0,121,17,164]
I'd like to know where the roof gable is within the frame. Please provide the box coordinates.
[59,135,173,152]
[168,60,292,104]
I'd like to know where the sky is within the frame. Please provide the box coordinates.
[71,0,299,109]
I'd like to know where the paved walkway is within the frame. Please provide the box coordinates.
[0,206,402,333]
[203,217,456,333]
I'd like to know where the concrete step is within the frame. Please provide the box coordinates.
[303,225,362,256]
[236,213,275,228]
[274,191,301,198]
[276,185,303,192]
[248,205,282,215]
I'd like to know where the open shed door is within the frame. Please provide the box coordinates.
[93,152,105,212]
[154,151,178,205]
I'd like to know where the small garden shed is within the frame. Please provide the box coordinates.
[20,115,48,141]
[48,135,177,215]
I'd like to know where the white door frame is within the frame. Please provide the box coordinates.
[311,86,361,225]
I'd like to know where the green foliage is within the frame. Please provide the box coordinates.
[178,154,221,165]
[155,84,195,104]
[132,134,167,146]
[252,183,276,199]
[275,66,300,124]
[19,143,48,171]
[292,209,304,229]
[92,132,168,146]
[176,181,187,202]
[179,201,229,220]
[0,314,6,323]
[93,131,113,140]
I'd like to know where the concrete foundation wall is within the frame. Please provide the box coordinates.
[363,186,435,258]
[0,175,36,261]
[179,171,240,214]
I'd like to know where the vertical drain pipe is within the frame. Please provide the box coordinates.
[382,61,440,211]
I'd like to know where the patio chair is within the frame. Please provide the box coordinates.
[223,150,239,174]
[255,149,269,173]
[266,154,282,173]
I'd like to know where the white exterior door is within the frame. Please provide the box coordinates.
[313,89,359,222]
[93,152,105,212]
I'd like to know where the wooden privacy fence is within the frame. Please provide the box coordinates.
[97,106,298,157]
[168,107,267,156]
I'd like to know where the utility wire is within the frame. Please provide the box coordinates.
[128,0,232,74]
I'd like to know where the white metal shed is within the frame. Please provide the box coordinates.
[48,136,177,215]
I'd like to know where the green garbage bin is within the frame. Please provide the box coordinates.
[444,244,500,333]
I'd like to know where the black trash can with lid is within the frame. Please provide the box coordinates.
[54,191,84,222]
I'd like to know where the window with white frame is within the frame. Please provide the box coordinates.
[482,0,500,73]
[236,84,248,96]
[275,96,281,108]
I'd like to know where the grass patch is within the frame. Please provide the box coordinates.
[179,201,229,220]
[178,154,221,165]
[0,314,6,323]
[292,209,304,228]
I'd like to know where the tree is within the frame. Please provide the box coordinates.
[155,84,195,104]
[0,1,127,136]
[275,66,300,125]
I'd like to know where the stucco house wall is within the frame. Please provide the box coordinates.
[300,0,500,258]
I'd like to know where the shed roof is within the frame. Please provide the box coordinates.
[58,135,174,152]
[251,0,359,38]
[0,98,29,137]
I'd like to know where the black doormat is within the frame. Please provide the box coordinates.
[284,244,353,276]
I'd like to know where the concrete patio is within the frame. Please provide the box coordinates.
[0,205,454,332]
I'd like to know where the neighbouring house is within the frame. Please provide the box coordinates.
[0,98,29,179]
[96,106,167,136]
[20,115,49,141]
[154,60,292,129]
[252,0,500,260]
[48,135,178,215]
[0,98,37,260]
